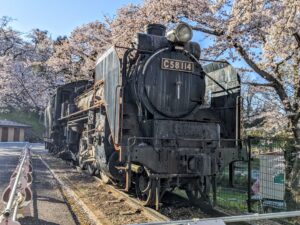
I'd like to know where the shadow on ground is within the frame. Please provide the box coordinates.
[19,218,60,225]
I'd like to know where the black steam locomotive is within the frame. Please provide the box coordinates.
[44,23,246,208]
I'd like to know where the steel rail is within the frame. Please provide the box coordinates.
[92,175,170,222]
[91,170,230,223]
[3,145,29,217]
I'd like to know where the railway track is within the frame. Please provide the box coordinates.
[38,152,170,225]
[39,151,231,225]
[88,178,232,224]
[91,175,169,222]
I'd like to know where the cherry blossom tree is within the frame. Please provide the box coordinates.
[243,83,289,137]
[48,21,111,81]
[0,17,23,57]
[0,22,62,111]
[0,56,52,111]
[1,19,111,110]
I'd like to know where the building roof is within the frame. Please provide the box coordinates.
[0,120,31,128]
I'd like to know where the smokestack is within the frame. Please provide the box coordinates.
[144,24,166,36]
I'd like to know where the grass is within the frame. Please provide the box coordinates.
[0,110,44,140]
[174,184,250,213]
[216,187,248,212]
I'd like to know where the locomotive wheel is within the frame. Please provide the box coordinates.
[135,169,156,206]
[107,152,125,182]
[186,190,205,204]
[185,178,211,206]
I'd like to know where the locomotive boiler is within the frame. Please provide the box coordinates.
[44,23,246,208]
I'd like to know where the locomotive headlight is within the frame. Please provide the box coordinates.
[176,23,193,42]
[166,23,193,43]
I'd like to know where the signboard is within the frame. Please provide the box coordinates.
[161,58,194,73]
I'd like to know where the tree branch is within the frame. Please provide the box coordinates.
[293,33,300,47]
[14,72,40,111]
[233,41,293,113]
[191,26,224,36]
[243,81,274,87]
[275,53,294,75]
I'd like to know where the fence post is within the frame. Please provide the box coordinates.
[212,175,217,207]
[247,137,252,212]
[228,163,234,187]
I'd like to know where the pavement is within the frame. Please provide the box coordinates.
[0,143,79,225]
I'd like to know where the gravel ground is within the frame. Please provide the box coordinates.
[0,144,79,225]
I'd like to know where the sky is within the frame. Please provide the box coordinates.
[0,0,214,49]
[0,0,142,38]
[0,0,248,71]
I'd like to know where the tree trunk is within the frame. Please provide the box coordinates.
[285,119,300,210]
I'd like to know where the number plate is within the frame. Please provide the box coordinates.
[161,58,194,73]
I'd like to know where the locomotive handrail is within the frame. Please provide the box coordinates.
[188,51,232,95]
[0,144,33,225]
[113,84,123,144]
[127,136,244,143]
[58,104,102,121]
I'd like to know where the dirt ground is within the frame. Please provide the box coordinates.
[36,147,155,225]
[0,143,79,225]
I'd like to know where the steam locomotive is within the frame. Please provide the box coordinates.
[44,23,246,208]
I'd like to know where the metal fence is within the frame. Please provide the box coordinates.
[214,160,250,213]
[130,210,300,225]
[213,137,300,220]
[247,138,300,217]
[0,144,33,225]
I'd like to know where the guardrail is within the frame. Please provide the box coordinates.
[0,144,33,225]
[130,210,300,225]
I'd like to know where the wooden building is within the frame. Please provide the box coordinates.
[0,120,31,142]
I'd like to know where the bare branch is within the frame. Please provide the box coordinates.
[232,41,293,113]
[293,33,300,47]
[243,82,274,87]
[191,26,224,36]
